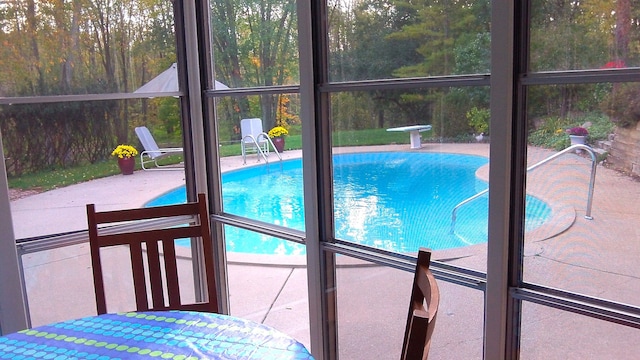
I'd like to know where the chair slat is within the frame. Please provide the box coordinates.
[97,226,202,247]
[145,240,165,310]
[162,239,182,308]
[129,242,150,312]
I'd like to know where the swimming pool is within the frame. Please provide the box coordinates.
[147,152,551,255]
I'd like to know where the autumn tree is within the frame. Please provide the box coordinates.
[210,0,299,130]
[0,0,178,175]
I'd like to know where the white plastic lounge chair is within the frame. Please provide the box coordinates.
[134,126,183,170]
[240,118,269,163]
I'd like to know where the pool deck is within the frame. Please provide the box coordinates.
[9,143,640,359]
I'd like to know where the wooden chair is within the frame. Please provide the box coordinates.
[86,193,219,314]
[401,248,440,360]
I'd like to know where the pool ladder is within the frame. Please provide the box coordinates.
[242,133,283,165]
[449,144,598,234]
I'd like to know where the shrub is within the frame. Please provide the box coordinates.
[528,113,614,151]
[466,107,490,134]
[601,83,640,128]
[528,128,570,150]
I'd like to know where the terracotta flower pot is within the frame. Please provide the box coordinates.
[272,137,285,153]
[118,157,135,175]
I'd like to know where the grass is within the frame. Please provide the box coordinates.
[218,128,412,156]
[8,128,417,192]
[8,154,185,192]
[8,160,128,191]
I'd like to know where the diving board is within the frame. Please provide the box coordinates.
[387,125,432,149]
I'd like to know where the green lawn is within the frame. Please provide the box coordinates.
[7,128,422,192]
[218,128,412,156]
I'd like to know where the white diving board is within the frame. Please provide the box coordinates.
[386,125,432,149]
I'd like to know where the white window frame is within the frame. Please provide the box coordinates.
[0,138,28,334]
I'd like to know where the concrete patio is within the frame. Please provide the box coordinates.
[9,143,640,359]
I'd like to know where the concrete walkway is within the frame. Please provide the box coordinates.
[10,143,640,359]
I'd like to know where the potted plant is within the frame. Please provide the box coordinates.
[466,106,489,142]
[267,126,289,152]
[566,126,588,153]
[111,144,138,175]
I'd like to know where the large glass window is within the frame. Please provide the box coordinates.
[4,99,187,239]
[0,0,176,96]
[210,92,306,252]
[4,0,640,355]
[520,302,640,358]
[529,0,635,71]
[21,240,200,327]
[524,83,640,308]
[336,256,484,359]
[209,0,299,87]
[516,0,640,355]
[206,0,307,329]
[7,96,190,322]
[1,0,190,325]
[330,88,491,268]
[223,226,310,348]
[327,0,491,81]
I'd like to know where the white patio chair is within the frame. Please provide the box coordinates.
[240,118,269,163]
[134,126,184,170]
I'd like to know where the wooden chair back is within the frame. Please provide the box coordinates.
[401,248,440,360]
[86,193,219,314]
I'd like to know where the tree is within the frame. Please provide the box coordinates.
[387,0,481,77]
[210,0,299,130]
[0,0,179,175]
[327,0,425,128]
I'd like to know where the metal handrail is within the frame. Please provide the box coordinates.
[241,134,269,164]
[241,133,282,165]
[450,144,598,234]
[259,134,282,162]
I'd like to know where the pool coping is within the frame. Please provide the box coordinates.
[474,163,576,243]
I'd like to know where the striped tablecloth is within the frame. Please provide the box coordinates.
[0,310,314,359]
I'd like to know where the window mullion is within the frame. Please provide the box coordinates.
[485,0,519,358]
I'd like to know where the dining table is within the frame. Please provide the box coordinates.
[0,310,314,359]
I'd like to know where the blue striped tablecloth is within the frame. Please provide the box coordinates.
[0,310,314,359]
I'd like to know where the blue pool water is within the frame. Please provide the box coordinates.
[147,152,551,255]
